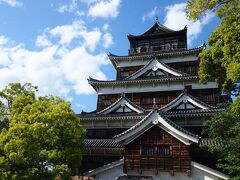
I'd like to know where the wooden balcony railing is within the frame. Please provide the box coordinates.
[128,44,186,55]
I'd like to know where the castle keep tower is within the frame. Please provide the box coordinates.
[79,19,228,180]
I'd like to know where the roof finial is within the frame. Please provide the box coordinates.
[156,16,159,21]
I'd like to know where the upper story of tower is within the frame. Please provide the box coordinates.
[127,18,187,55]
[107,18,205,81]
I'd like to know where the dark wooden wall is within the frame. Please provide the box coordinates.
[124,126,191,173]
[97,89,220,111]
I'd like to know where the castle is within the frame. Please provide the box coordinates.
[79,19,229,180]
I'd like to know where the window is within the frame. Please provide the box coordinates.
[202,94,215,102]
[186,66,197,74]
[142,146,154,155]
[102,99,111,106]
[155,96,168,104]
[157,146,170,156]
[141,97,153,105]
[141,146,171,156]
[120,71,129,78]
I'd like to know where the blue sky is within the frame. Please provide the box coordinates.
[0,0,220,113]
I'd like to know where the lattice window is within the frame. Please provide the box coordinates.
[157,146,171,156]
[155,96,168,104]
[141,97,153,105]
[202,94,215,102]
[142,146,154,155]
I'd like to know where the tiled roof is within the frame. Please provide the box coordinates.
[164,108,224,117]
[78,113,145,121]
[88,75,199,86]
[158,112,199,138]
[200,138,224,147]
[83,139,123,150]
[159,91,217,112]
[108,46,203,61]
[114,110,155,138]
[97,96,146,115]
[114,110,199,144]
[127,19,178,38]
[83,158,123,176]
[124,57,188,80]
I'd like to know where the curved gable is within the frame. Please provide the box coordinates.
[115,110,199,145]
[160,91,217,112]
[125,58,185,80]
[97,96,145,115]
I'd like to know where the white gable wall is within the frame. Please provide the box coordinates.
[91,162,228,180]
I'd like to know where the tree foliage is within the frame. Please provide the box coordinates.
[186,0,240,178]
[204,97,240,177]
[0,83,85,179]
[186,0,240,93]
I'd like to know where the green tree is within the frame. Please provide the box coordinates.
[0,83,85,180]
[204,97,240,177]
[186,0,240,93]
[186,1,240,177]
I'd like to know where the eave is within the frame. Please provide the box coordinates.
[115,110,199,145]
[88,75,199,86]
[108,46,203,69]
[127,28,186,41]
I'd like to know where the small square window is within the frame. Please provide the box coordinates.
[157,146,170,156]
[142,146,154,155]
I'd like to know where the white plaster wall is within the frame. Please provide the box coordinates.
[98,81,218,95]
[127,166,225,180]
[93,164,226,180]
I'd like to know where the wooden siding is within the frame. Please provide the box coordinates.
[124,126,191,173]
[117,66,143,80]
[97,89,220,111]
[167,61,199,75]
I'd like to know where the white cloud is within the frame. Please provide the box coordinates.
[0,21,113,98]
[102,24,109,31]
[75,10,85,16]
[142,6,158,22]
[49,21,86,45]
[87,0,121,19]
[102,33,113,48]
[0,0,22,7]
[58,0,78,13]
[80,0,99,6]
[164,3,214,46]
[35,35,52,47]
[48,21,102,51]
[0,35,9,45]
